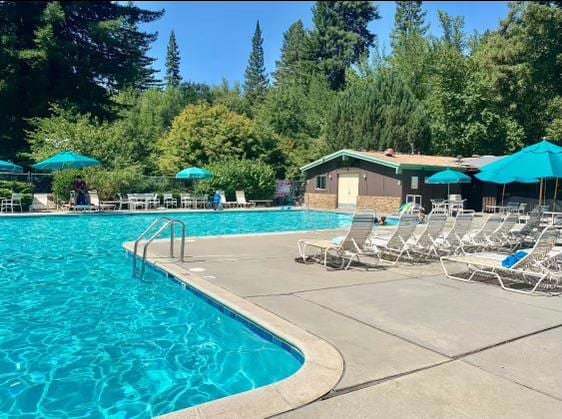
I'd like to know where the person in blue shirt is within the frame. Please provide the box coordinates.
[212,191,223,211]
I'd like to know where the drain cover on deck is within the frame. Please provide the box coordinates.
[189,267,206,273]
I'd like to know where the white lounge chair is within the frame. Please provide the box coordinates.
[219,191,237,208]
[440,225,562,295]
[367,214,419,264]
[485,212,519,250]
[30,193,56,212]
[297,210,378,269]
[464,213,503,250]
[236,190,255,208]
[89,190,116,211]
[408,211,448,259]
[434,212,474,255]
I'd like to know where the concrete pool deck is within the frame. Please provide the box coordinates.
[126,229,562,418]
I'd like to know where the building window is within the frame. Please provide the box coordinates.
[411,176,419,190]
[316,175,327,190]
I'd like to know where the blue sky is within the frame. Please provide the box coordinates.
[137,1,510,86]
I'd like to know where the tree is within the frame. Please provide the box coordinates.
[326,70,430,153]
[438,11,465,52]
[165,30,181,87]
[243,21,269,107]
[0,1,162,160]
[274,20,308,84]
[391,1,428,47]
[156,104,277,174]
[308,1,380,90]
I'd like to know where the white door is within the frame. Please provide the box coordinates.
[338,174,359,209]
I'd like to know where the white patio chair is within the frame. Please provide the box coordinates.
[236,190,255,208]
[30,193,56,212]
[0,193,23,213]
[367,214,419,264]
[163,193,177,208]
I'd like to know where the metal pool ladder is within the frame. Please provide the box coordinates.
[132,217,186,277]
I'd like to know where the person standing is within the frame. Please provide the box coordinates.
[73,175,88,206]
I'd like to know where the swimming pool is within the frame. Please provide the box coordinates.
[0,210,351,418]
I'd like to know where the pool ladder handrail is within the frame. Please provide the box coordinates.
[133,217,186,277]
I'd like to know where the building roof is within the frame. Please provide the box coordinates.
[460,155,506,169]
[300,149,470,174]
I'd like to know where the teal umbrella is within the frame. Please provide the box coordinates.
[0,160,23,173]
[476,140,562,207]
[426,168,471,197]
[32,151,101,171]
[175,167,213,180]
[476,140,562,182]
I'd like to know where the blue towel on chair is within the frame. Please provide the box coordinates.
[331,236,345,246]
[501,251,527,268]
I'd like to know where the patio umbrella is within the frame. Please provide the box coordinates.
[426,168,472,197]
[476,140,562,207]
[0,160,23,173]
[32,151,101,171]
[175,167,213,180]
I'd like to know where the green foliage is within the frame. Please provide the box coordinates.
[195,159,276,200]
[274,20,309,84]
[309,1,380,90]
[156,103,278,175]
[327,69,430,153]
[26,105,129,167]
[0,1,162,160]
[210,80,251,116]
[391,1,428,47]
[165,31,182,87]
[244,21,269,108]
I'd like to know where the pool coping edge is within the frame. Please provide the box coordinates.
[123,245,344,418]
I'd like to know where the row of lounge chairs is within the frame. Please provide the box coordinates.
[298,208,561,295]
[5,190,257,212]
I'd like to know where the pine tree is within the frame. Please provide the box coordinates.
[391,1,428,47]
[274,20,308,84]
[309,1,380,90]
[165,30,181,87]
[243,21,269,106]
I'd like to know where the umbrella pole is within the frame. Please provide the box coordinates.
[539,178,543,208]
[501,184,506,206]
[554,178,559,211]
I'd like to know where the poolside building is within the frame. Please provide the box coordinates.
[301,149,483,213]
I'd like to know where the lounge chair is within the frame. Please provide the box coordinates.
[180,193,193,208]
[440,225,562,295]
[433,212,474,255]
[485,212,519,250]
[297,210,378,269]
[367,214,419,264]
[408,211,448,259]
[511,207,542,248]
[219,191,237,208]
[0,193,23,213]
[464,213,503,251]
[236,190,255,208]
[163,193,177,208]
[89,190,116,211]
[30,193,56,212]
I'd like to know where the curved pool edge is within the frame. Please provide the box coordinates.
[122,246,344,418]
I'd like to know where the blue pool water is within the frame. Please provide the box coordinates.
[0,210,351,418]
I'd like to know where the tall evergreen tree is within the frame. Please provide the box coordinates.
[243,21,269,107]
[0,1,162,160]
[309,1,380,90]
[391,1,428,47]
[165,30,181,87]
[274,20,308,84]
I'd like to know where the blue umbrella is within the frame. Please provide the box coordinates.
[426,168,471,197]
[32,151,101,171]
[476,140,562,206]
[175,167,213,180]
[0,160,23,173]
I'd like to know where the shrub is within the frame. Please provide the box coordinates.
[195,159,276,200]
